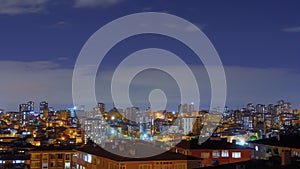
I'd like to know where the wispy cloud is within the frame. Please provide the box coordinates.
[0,60,73,111]
[282,26,300,33]
[162,22,207,33]
[0,60,300,111]
[50,21,71,29]
[73,0,121,8]
[95,65,300,110]
[57,57,69,61]
[0,0,49,15]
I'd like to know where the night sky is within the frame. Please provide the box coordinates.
[0,0,300,111]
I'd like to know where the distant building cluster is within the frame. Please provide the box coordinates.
[0,99,300,168]
[218,100,300,144]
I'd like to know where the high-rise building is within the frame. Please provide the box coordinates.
[178,104,188,114]
[0,109,4,117]
[178,103,196,115]
[19,104,28,112]
[125,107,139,122]
[97,103,106,114]
[181,117,197,135]
[256,104,266,114]
[27,101,34,112]
[247,103,255,112]
[39,101,49,118]
[83,117,107,145]
[19,103,30,126]
[189,103,196,113]
[267,104,275,115]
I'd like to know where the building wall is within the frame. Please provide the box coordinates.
[73,150,201,169]
[249,143,300,160]
[30,150,74,169]
[174,148,251,167]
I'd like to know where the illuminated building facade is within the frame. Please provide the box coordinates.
[73,144,203,169]
[29,147,74,169]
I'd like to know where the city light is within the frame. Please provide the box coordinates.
[236,140,247,146]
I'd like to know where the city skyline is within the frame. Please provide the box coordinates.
[0,99,296,114]
[1,0,300,111]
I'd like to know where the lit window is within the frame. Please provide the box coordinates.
[221,150,229,157]
[84,154,92,163]
[87,154,92,163]
[174,163,186,169]
[138,164,151,169]
[255,146,259,151]
[31,161,40,168]
[201,152,210,158]
[232,152,241,158]
[212,150,220,158]
[42,154,48,161]
[42,163,48,168]
[65,162,71,169]
[31,154,40,160]
[13,160,24,164]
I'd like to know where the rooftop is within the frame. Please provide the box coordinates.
[75,142,202,162]
[200,159,300,169]
[30,145,76,151]
[175,138,252,150]
[249,135,300,149]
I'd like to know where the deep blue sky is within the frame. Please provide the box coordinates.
[0,0,300,111]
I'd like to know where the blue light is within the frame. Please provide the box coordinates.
[236,140,247,146]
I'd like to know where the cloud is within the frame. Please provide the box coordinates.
[73,0,121,8]
[57,57,69,61]
[50,21,71,29]
[0,60,73,111]
[224,66,300,108]
[282,26,300,33]
[95,64,300,110]
[0,0,49,15]
[162,22,207,33]
[0,60,300,111]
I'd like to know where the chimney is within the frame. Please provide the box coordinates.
[281,150,291,166]
[119,144,125,152]
[232,140,237,145]
[129,147,136,156]
[221,138,228,143]
[277,134,280,141]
